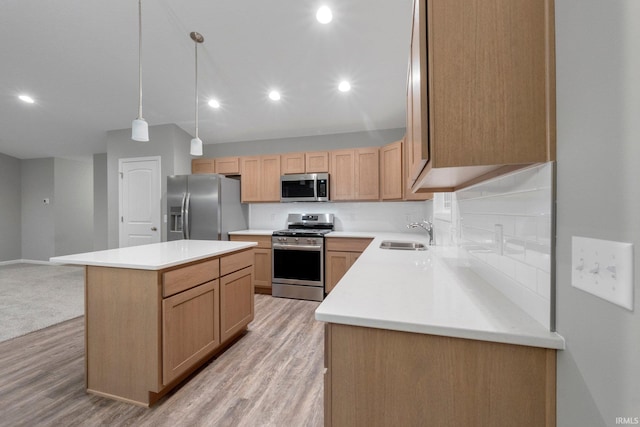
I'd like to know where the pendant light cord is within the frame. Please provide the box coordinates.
[194,40,199,139]
[137,0,143,120]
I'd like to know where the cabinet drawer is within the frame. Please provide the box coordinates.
[325,237,373,252]
[230,234,272,249]
[220,249,253,276]
[163,259,220,297]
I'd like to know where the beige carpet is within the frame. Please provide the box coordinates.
[0,263,84,342]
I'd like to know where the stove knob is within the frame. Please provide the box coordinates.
[294,238,299,242]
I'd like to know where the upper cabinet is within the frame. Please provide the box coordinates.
[330,148,379,201]
[191,158,215,174]
[214,157,241,175]
[240,155,281,203]
[281,151,329,174]
[408,0,556,192]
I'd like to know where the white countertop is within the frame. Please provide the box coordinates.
[228,229,276,236]
[315,232,565,350]
[49,240,257,270]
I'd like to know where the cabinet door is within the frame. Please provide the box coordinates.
[240,156,261,202]
[305,151,329,173]
[261,155,281,202]
[215,157,240,175]
[381,141,403,200]
[191,158,215,174]
[329,150,355,200]
[162,280,220,385]
[355,147,379,200]
[253,248,272,292]
[325,251,351,294]
[220,266,254,343]
[409,0,429,182]
[281,152,305,174]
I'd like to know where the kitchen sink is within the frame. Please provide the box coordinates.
[379,240,427,251]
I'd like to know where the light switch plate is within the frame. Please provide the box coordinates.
[571,236,634,310]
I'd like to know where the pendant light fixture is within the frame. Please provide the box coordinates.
[190,31,204,156]
[132,0,149,141]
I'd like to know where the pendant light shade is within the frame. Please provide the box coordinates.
[132,0,149,142]
[190,137,203,156]
[189,31,204,156]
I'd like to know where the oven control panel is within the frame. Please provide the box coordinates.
[273,236,323,246]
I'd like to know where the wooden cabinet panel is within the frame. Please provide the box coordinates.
[191,158,215,174]
[261,155,281,202]
[329,149,355,201]
[214,157,240,175]
[240,156,261,202]
[220,248,253,276]
[409,0,555,192]
[326,323,557,427]
[305,151,329,173]
[230,235,272,293]
[355,148,379,200]
[381,140,403,200]
[220,266,254,343]
[325,237,372,293]
[281,152,305,174]
[240,155,280,202]
[162,259,219,297]
[162,280,220,385]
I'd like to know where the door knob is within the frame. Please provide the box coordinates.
[151,227,157,231]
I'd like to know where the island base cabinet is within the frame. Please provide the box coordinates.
[324,323,556,427]
[162,280,220,386]
[220,266,254,343]
[85,267,162,406]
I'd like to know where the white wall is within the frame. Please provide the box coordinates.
[0,153,22,261]
[21,158,55,260]
[555,0,640,424]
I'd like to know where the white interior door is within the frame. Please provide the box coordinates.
[119,156,161,247]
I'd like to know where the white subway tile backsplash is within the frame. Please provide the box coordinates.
[452,162,554,330]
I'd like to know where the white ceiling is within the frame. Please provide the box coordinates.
[0,0,412,160]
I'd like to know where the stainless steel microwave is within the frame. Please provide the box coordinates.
[280,173,329,202]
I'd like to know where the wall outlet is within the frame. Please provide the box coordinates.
[571,236,634,310]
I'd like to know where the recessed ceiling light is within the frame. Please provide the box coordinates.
[316,6,332,24]
[18,94,35,104]
[338,81,351,92]
[208,99,220,108]
[269,90,281,101]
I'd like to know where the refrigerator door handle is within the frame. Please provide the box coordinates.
[184,192,192,239]
[180,193,187,239]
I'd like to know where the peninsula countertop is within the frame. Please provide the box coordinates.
[316,231,565,350]
[49,239,257,270]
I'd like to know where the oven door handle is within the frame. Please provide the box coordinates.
[273,243,322,251]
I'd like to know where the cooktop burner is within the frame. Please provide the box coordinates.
[272,213,334,238]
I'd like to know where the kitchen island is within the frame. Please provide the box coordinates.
[316,232,564,427]
[50,239,257,407]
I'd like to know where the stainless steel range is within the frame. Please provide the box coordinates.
[272,213,334,302]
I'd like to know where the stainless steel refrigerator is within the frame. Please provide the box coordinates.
[167,174,248,241]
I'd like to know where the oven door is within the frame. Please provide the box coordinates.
[272,243,323,287]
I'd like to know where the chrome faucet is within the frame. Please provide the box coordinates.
[407,220,435,246]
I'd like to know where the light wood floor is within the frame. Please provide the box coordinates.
[0,294,324,427]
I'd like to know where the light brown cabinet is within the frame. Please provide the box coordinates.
[191,158,215,174]
[215,156,241,175]
[162,279,220,385]
[324,237,373,293]
[324,323,557,426]
[240,155,281,202]
[281,151,329,174]
[380,140,403,200]
[408,0,556,192]
[230,234,272,294]
[329,148,379,201]
[84,248,254,406]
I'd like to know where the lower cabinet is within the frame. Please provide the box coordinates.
[325,237,373,293]
[230,234,272,294]
[84,249,254,407]
[162,280,220,385]
[324,323,557,427]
